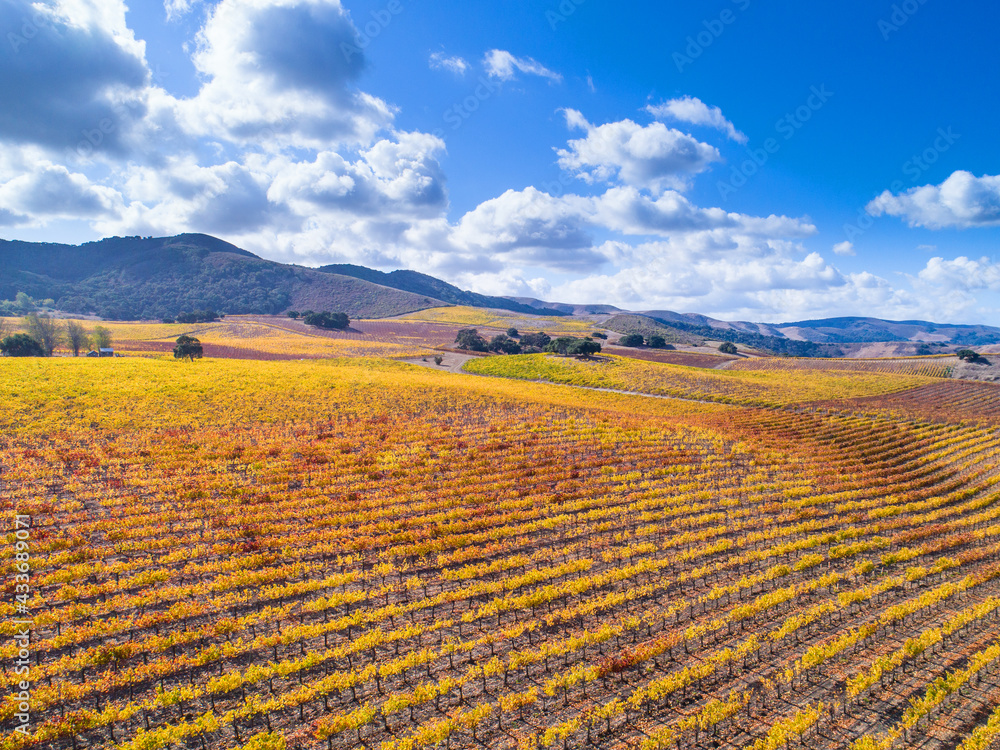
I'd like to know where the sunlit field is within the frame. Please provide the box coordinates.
[4,353,1000,750]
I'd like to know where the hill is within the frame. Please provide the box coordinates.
[318,264,565,316]
[0,234,442,320]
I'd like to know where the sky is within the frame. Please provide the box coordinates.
[1,0,1000,324]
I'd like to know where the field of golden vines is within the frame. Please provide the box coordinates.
[6,352,1000,750]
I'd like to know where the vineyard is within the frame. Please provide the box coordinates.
[462,353,937,407]
[5,355,1000,750]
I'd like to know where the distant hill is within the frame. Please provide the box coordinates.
[318,264,566,316]
[0,234,443,320]
[3,233,1000,350]
[775,317,1000,346]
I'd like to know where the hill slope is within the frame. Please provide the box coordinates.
[318,264,565,316]
[0,234,443,320]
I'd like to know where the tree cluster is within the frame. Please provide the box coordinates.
[0,316,113,357]
[301,311,350,330]
[176,310,221,324]
[617,333,675,349]
[719,341,738,355]
[546,337,602,357]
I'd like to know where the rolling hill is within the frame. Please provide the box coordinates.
[3,232,1000,352]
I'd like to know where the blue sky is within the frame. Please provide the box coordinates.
[2,0,1000,323]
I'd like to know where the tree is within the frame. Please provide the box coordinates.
[303,311,349,330]
[0,334,45,357]
[545,337,578,355]
[287,311,300,319]
[957,349,983,363]
[591,331,608,340]
[568,339,601,358]
[92,326,113,350]
[455,328,488,352]
[433,355,444,366]
[23,313,61,356]
[489,334,522,354]
[619,334,644,348]
[719,341,738,355]
[506,327,519,338]
[647,335,667,349]
[66,321,90,356]
[174,335,204,361]
[520,332,551,349]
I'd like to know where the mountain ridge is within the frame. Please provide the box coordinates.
[2,233,999,348]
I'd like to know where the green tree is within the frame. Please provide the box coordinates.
[173,335,204,361]
[520,332,551,349]
[545,337,578,355]
[23,313,61,356]
[65,321,90,356]
[303,311,349,330]
[647,335,667,349]
[568,339,601,358]
[287,311,300,319]
[455,328,488,352]
[506,327,519,338]
[1,333,45,357]
[489,334,522,354]
[956,349,982,363]
[619,333,644,348]
[719,341,738,355]
[92,326,113,350]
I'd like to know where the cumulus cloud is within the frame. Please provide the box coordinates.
[0,0,148,155]
[832,241,855,256]
[917,256,1000,291]
[429,52,469,76]
[267,131,447,218]
[175,0,393,149]
[0,163,122,222]
[483,50,562,83]
[556,110,721,193]
[867,171,1000,229]
[646,96,747,144]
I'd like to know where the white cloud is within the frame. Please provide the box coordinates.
[483,49,562,83]
[164,0,200,20]
[0,163,122,222]
[267,131,448,218]
[556,110,721,193]
[174,0,393,149]
[0,0,148,155]
[429,52,469,76]
[646,96,747,144]
[832,241,855,256]
[917,256,1000,292]
[867,171,1000,229]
